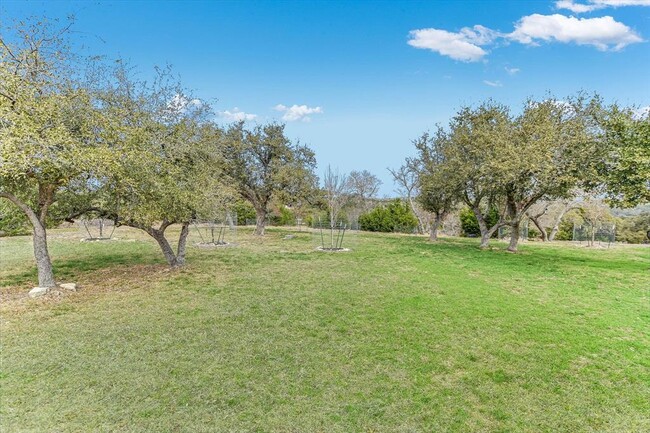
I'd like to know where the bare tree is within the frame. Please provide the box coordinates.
[322,166,349,247]
[389,163,429,234]
[346,169,381,225]
[526,198,581,241]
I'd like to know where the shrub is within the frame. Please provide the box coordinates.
[554,219,574,241]
[616,213,650,243]
[359,199,418,233]
[459,206,499,237]
[270,206,295,226]
[231,200,257,225]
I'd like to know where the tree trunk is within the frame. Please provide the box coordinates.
[175,222,190,266]
[530,216,548,242]
[473,205,494,248]
[254,208,267,236]
[507,221,520,252]
[549,210,570,242]
[33,222,56,287]
[150,228,180,267]
[408,196,425,235]
[429,212,444,242]
[1,191,57,288]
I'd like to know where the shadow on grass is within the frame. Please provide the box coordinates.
[381,234,647,273]
[1,250,163,288]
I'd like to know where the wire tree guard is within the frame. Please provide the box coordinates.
[573,223,616,247]
[191,212,237,247]
[312,216,352,251]
[498,219,529,241]
[77,218,116,241]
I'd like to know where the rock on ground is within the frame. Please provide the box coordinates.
[28,287,49,298]
[59,283,77,291]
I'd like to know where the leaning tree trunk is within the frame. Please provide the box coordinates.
[408,196,426,235]
[530,217,548,242]
[548,202,576,242]
[146,221,191,267]
[507,221,520,252]
[1,191,57,288]
[254,208,267,236]
[473,205,497,249]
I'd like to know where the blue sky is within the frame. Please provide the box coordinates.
[3,0,649,195]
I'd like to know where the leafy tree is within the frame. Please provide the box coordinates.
[616,212,650,243]
[0,19,106,287]
[0,200,30,236]
[500,97,597,252]
[94,63,225,267]
[443,102,512,248]
[597,105,650,208]
[224,122,317,235]
[412,128,458,241]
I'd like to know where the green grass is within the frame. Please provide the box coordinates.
[1,227,649,432]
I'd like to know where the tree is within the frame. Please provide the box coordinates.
[0,19,105,287]
[94,63,225,267]
[443,102,512,248]
[388,163,429,235]
[501,97,596,252]
[346,169,382,222]
[578,198,614,247]
[322,165,349,231]
[597,105,650,208]
[412,129,458,241]
[224,122,317,235]
[526,197,581,242]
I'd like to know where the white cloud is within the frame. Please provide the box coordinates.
[407,26,493,62]
[274,104,323,122]
[483,80,503,87]
[166,94,203,116]
[408,13,644,61]
[556,0,650,13]
[218,108,257,122]
[505,66,520,75]
[509,14,643,51]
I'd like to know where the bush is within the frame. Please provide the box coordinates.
[528,226,540,240]
[554,219,574,241]
[231,200,257,225]
[459,206,499,237]
[616,213,650,243]
[270,206,295,226]
[359,199,418,233]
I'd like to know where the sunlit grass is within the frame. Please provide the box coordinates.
[1,227,649,432]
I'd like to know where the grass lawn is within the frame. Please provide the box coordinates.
[1,227,649,432]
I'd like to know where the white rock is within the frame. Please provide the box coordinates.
[29,287,49,298]
[59,283,77,291]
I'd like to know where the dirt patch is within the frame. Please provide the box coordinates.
[0,264,171,313]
